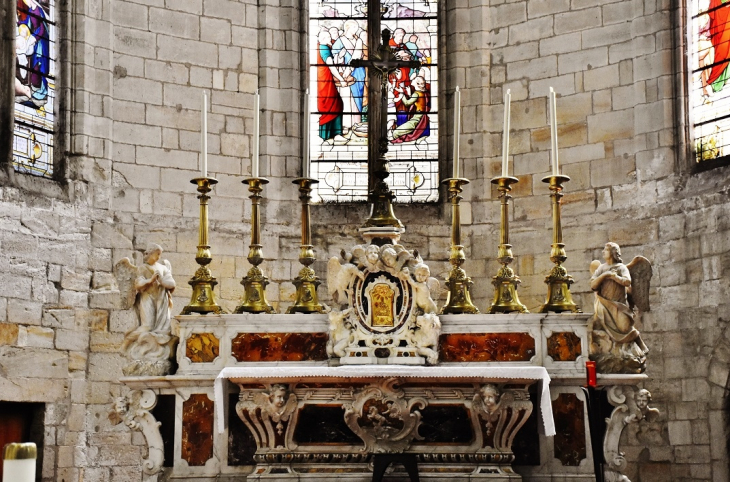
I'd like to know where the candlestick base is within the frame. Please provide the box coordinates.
[441,263,481,315]
[235,263,276,314]
[538,175,581,313]
[287,265,326,314]
[488,248,529,314]
[182,177,224,315]
[181,257,225,315]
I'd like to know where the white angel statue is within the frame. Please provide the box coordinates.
[589,242,652,374]
[115,244,178,376]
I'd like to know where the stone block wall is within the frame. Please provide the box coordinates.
[0,0,728,481]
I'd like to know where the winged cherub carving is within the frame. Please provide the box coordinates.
[253,384,298,437]
[115,244,178,376]
[588,242,652,374]
[327,250,366,306]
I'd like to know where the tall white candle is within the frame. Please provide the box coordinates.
[453,86,461,178]
[201,90,208,178]
[303,89,310,178]
[3,443,36,482]
[501,89,511,178]
[549,87,559,176]
[252,89,260,178]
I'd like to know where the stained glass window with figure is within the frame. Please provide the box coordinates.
[13,0,56,178]
[308,0,439,202]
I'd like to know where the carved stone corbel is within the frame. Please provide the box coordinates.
[110,389,164,481]
[343,377,427,453]
[603,386,659,482]
[236,383,298,451]
[473,384,533,453]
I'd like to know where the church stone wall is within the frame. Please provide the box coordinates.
[0,0,728,481]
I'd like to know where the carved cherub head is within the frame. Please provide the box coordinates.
[636,389,651,411]
[366,245,380,265]
[381,247,398,268]
[270,384,288,409]
[480,384,500,413]
[603,242,622,264]
[143,244,163,265]
[414,263,430,282]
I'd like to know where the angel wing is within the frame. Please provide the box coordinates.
[114,257,138,310]
[627,256,652,312]
[426,277,442,301]
[327,257,343,302]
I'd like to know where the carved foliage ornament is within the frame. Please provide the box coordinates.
[343,378,426,453]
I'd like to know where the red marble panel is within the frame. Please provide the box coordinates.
[552,392,586,466]
[186,332,220,363]
[231,333,328,362]
[439,333,535,362]
[547,332,582,362]
[181,394,214,466]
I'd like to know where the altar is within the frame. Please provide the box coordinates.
[111,11,656,481]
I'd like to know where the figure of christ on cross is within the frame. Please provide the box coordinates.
[351,22,421,229]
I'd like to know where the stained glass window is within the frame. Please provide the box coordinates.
[308,0,439,202]
[691,0,730,164]
[14,0,56,178]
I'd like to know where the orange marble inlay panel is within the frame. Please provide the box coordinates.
[552,392,586,466]
[439,333,535,362]
[181,394,214,467]
[547,332,582,362]
[231,333,328,362]
[186,332,220,363]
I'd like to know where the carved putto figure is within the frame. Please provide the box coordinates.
[408,313,441,365]
[589,242,652,374]
[115,244,178,376]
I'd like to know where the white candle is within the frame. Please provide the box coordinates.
[501,89,511,178]
[303,89,310,178]
[252,89,260,178]
[549,87,559,176]
[453,86,461,178]
[201,90,208,178]
[3,443,36,482]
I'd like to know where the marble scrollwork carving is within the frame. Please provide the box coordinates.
[603,386,660,482]
[343,377,427,453]
[326,243,442,365]
[473,384,533,453]
[110,389,164,480]
[236,384,298,451]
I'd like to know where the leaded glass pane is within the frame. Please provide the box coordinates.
[308,0,439,202]
[14,0,56,178]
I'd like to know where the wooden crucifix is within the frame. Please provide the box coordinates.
[351,0,421,229]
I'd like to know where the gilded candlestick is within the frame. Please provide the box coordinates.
[182,177,224,315]
[440,178,480,314]
[538,174,581,313]
[235,177,276,314]
[287,178,325,314]
[488,176,528,313]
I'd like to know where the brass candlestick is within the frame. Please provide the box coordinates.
[287,178,325,314]
[538,174,581,313]
[182,177,224,315]
[440,178,480,314]
[488,176,528,313]
[235,177,275,314]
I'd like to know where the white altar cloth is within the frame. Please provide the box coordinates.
[215,365,555,436]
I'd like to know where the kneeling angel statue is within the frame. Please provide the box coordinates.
[115,244,178,376]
